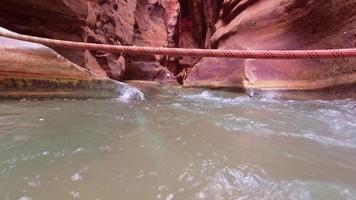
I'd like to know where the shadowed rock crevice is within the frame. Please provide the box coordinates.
[175,0,223,83]
[123,0,177,83]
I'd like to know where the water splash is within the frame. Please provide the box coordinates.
[180,163,356,200]
[116,82,145,101]
[180,90,356,148]
[1,87,356,199]
[182,91,248,105]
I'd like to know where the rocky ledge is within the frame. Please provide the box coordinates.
[0,28,138,99]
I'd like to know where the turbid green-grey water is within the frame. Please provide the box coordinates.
[1,86,356,200]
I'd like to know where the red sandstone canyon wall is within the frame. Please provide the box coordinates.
[1,0,356,99]
[0,0,178,83]
[183,0,356,99]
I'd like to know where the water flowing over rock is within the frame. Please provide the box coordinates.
[0,28,137,99]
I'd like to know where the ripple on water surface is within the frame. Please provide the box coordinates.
[0,88,356,199]
[180,91,356,148]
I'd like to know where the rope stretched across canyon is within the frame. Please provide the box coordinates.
[1,30,356,59]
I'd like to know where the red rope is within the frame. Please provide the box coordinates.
[1,30,356,59]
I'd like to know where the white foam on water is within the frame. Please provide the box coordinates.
[182,91,248,106]
[247,89,282,101]
[116,82,145,101]
[181,90,356,149]
[70,191,80,199]
[180,163,356,200]
[18,196,32,200]
[1,87,356,199]
[70,173,83,182]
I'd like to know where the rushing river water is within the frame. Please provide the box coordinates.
[0,85,356,200]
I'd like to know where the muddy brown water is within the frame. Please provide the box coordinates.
[0,86,356,200]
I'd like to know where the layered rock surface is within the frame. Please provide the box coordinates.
[1,0,356,99]
[184,0,356,99]
[0,29,124,99]
[124,0,177,83]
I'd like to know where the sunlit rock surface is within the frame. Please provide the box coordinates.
[184,0,356,99]
[0,29,125,99]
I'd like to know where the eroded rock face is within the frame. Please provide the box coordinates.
[84,0,137,80]
[185,0,356,99]
[0,0,178,83]
[124,0,177,83]
[0,32,123,99]
[175,0,223,83]
[1,0,356,99]
[0,0,87,66]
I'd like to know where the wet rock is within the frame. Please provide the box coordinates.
[184,0,356,99]
[0,29,126,99]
